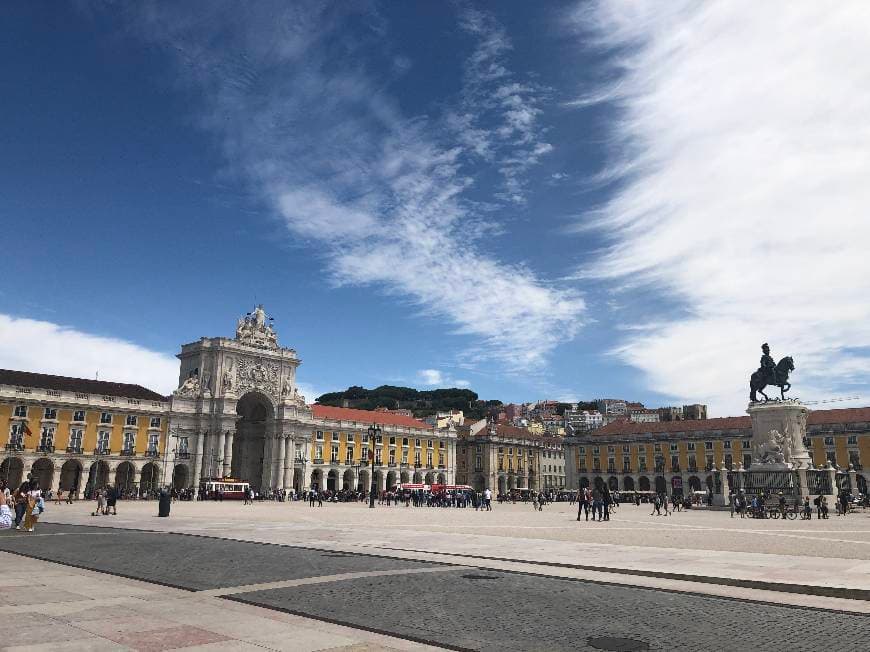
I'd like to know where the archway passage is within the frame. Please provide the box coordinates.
[400,470,410,484]
[358,469,370,493]
[472,474,485,492]
[424,471,435,484]
[437,472,446,485]
[386,470,397,490]
[655,476,666,494]
[140,463,160,495]
[343,469,355,491]
[327,469,339,492]
[623,476,635,491]
[87,461,109,495]
[705,475,714,491]
[0,457,24,489]
[608,476,619,491]
[60,459,82,496]
[688,475,701,492]
[412,471,423,483]
[858,474,867,496]
[497,476,506,494]
[116,462,136,496]
[31,458,54,491]
[310,469,322,491]
[233,392,274,490]
[579,477,590,489]
[638,476,650,491]
[172,464,189,490]
[593,476,605,491]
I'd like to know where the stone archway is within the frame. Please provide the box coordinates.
[437,473,446,484]
[358,468,370,492]
[593,476,605,490]
[31,458,54,491]
[655,476,666,494]
[688,475,701,492]
[638,476,651,491]
[705,475,714,491]
[86,460,110,494]
[623,476,635,491]
[424,471,435,484]
[374,469,384,492]
[172,464,189,490]
[60,459,83,496]
[608,476,619,491]
[343,469,355,491]
[233,392,274,490]
[116,462,136,496]
[386,470,397,489]
[857,474,867,495]
[327,469,339,492]
[310,469,322,491]
[472,474,485,492]
[507,475,515,490]
[497,476,506,494]
[579,477,590,489]
[0,457,24,489]
[400,470,410,484]
[413,471,423,483]
[140,463,160,495]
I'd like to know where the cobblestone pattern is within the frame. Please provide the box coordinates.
[236,570,870,651]
[0,523,435,590]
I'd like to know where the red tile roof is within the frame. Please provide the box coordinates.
[311,404,432,430]
[592,406,870,437]
[0,369,166,402]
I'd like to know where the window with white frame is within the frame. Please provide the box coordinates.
[402,437,409,447]
[13,405,27,418]
[346,433,354,443]
[97,430,110,451]
[69,428,83,450]
[9,423,24,446]
[123,431,136,452]
[331,445,339,462]
[150,417,161,428]
[332,431,340,441]
[427,451,433,467]
[704,441,713,450]
[126,415,138,426]
[723,440,731,449]
[401,450,408,463]
[414,451,421,466]
[178,437,189,454]
[315,445,323,461]
[847,435,857,445]
[72,410,85,422]
[39,426,55,448]
[388,449,396,464]
[147,433,159,452]
[687,442,695,451]
[415,439,421,447]
[100,412,112,424]
[316,431,324,440]
[44,407,57,420]
[389,436,396,446]
[824,436,834,446]
[428,439,433,448]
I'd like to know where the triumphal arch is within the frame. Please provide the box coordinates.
[167,305,316,494]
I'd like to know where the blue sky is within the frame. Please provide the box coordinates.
[2,2,869,415]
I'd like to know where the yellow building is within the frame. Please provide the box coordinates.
[565,406,869,497]
[0,369,169,497]
[305,404,456,493]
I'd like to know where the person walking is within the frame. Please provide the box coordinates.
[105,484,118,515]
[21,479,42,532]
[12,482,29,529]
[484,487,492,511]
[650,493,662,516]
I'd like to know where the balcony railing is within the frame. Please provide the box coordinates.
[176,451,190,459]
[120,448,136,456]
[94,448,111,455]
[145,449,160,458]
[313,458,324,464]
[388,462,397,467]
[36,444,55,453]
[66,446,82,454]
[5,442,24,452]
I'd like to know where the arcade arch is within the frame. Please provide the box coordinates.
[233,392,274,489]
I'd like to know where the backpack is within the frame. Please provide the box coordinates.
[813,496,820,506]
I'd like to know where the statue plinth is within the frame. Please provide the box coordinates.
[746,400,812,470]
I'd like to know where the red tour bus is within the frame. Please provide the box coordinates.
[199,478,250,500]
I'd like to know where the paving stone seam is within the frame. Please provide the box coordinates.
[377,546,870,603]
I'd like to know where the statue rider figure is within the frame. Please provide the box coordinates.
[759,343,776,386]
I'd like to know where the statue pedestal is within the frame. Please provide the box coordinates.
[746,400,811,470]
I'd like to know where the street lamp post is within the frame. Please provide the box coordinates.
[368,424,381,509]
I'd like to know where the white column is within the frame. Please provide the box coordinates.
[199,431,210,480]
[260,434,273,491]
[275,435,286,490]
[192,431,205,496]
[223,430,234,476]
[282,437,293,491]
[51,466,62,493]
[216,430,227,477]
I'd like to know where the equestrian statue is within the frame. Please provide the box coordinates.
[749,342,794,402]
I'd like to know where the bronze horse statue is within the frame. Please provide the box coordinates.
[750,356,794,402]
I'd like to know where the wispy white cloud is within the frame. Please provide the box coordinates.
[416,369,470,388]
[0,314,177,394]
[451,7,554,204]
[577,1,870,414]
[127,1,583,372]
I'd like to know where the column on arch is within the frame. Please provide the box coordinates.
[191,431,205,495]
[282,436,293,491]
[223,430,234,477]
[274,435,286,490]
[216,430,226,476]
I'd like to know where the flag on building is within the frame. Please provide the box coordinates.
[21,421,33,437]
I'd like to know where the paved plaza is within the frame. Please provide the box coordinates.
[3,500,868,651]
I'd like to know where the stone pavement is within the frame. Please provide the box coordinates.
[3,500,868,650]
[0,549,445,652]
